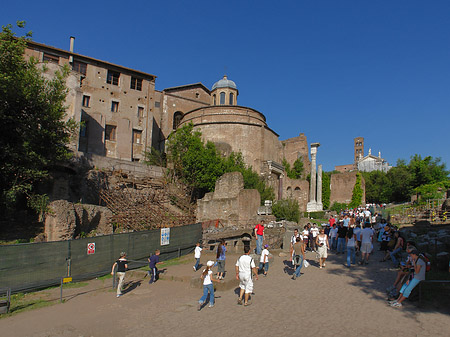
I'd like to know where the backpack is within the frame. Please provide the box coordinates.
[419,254,431,272]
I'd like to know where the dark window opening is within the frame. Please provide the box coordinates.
[155,101,160,108]
[82,95,90,107]
[73,61,87,75]
[220,92,225,105]
[133,130,142,144]
[107,70,120,85]
[130,77,142,91]
[173,111,183,129]
[229,93,234,105]
[105,125,116,141]
[111,101,119,112]
[43,53,59,64]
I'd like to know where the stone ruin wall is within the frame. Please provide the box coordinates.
[197,172,261,227]
[330,171,366,206]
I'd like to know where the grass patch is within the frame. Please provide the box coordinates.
[0,293,53,318]
[97,273,112,281]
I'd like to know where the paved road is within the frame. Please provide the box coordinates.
[1,247,448,337]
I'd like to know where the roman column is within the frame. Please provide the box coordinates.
[307,143,320,212]
[317,164,323,210]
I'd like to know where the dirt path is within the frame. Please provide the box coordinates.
[1,247,448,337]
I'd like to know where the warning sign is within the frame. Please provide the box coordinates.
[87,242,96,255]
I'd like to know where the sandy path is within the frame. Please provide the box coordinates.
[1,247,448,337]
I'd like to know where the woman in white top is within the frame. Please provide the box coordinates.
[315,229,329,269]
[198,260,220,310]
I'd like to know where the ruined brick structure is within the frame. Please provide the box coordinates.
[329,172,366,205]
[24,39,316,215]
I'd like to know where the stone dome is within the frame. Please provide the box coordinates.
[212,75,237,90]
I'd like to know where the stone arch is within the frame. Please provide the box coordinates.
[294,187,301,191]
[173,111,183,129]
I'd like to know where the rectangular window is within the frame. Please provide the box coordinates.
[130,77,142,91]
[105,125,116,141]
[111,101,119,112]
[43,53,59,64]
[155,101,160,108]
[82,95,90,107]
[137,106,144,118]
[73,61,87,75]
[133,130,142,144]
[106,70,120,86]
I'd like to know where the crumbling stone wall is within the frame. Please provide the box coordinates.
[44,200,113,241]
[283,178,309,212]
[197,172,260,226]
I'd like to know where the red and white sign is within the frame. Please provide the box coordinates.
[87,243,96,255]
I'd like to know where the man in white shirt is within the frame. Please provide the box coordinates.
[236,246,258,306]
[360,223,374,265]
[193,242,202,271]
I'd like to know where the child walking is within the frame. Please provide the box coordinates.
[193,242,202,271]
[259,244,270,276]
[198,260,220,310]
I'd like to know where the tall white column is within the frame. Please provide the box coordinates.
[307,143,321,212]
[317,164,323,210]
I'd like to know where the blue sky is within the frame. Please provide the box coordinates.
[2,0,450,172]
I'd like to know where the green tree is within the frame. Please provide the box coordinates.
[165,122,274,203]
[0,22,75,215]
[349,172,363,208]
[362,170,389,204]
[282,157,304,179]
[272,198,300,222]
[322,171,331,209]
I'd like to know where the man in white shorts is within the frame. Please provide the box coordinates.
[360,223,374,265]
[235,246,258,306]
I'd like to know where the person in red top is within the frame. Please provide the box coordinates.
[254,221,265,255]
[328,216,336,227]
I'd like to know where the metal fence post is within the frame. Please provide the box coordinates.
[60,278,63,303]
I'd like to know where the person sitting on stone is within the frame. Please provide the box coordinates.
[389,249,426,308]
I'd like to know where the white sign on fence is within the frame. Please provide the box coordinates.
[87,242,95,255]
[160,228,170,246]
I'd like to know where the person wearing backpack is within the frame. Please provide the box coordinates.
[292,236,305,280]
[388,249,426,308]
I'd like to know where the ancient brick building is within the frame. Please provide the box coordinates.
[23,39,313,210]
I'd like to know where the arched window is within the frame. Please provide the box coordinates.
[173,111,183,129]
[294,187,301,191]
[213,94,216,105]
[220,92,225,105]
[229,93,234,105]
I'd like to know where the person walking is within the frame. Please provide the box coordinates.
[290,229,300,267]
[360,223,374,265]
[345,227,357,267]
[111,252,128,298]
[336,222,347,254]
[148,249,163,284]
[198,260,220,310]
[316,228,329,269]
[292,237,305,279]
[216,239,227,280]
[193,242,202,271]
[254,221,265,255]
[259,244,270,276]
[236,246,258,306]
